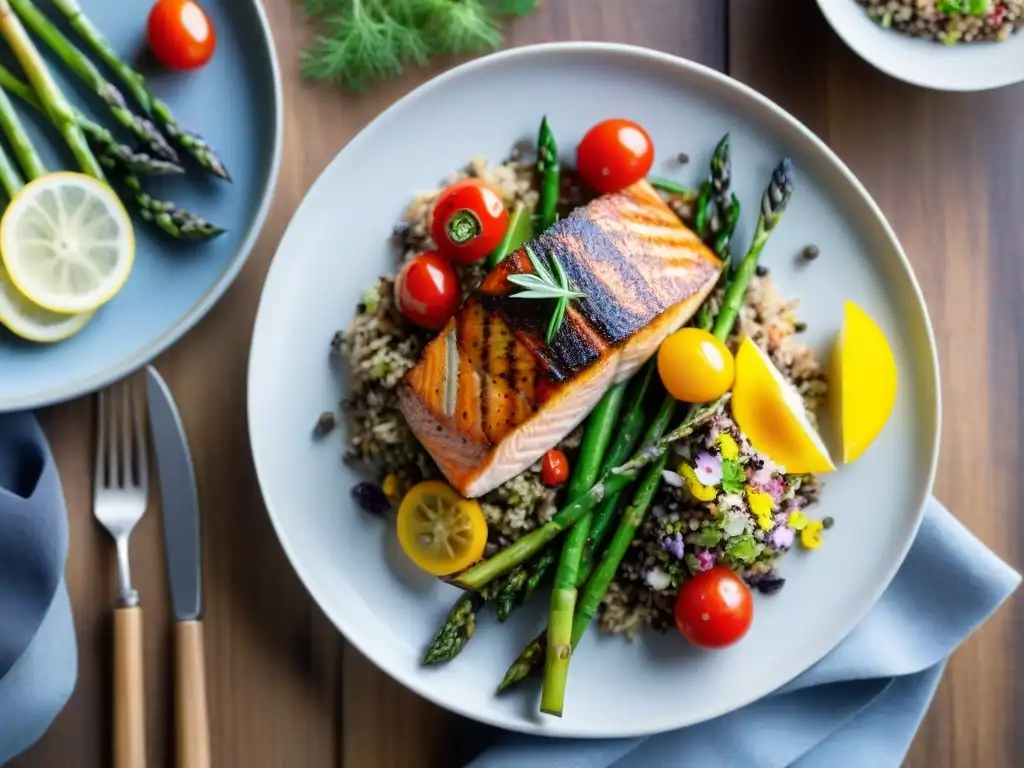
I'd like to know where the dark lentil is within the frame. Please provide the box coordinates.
[755,264,770,277]
[794,321,808,333]
[756,575,786,595]
[676,152,690,164]
[822,516,835,530]
[313,411,337,437]
[801,244,820,261]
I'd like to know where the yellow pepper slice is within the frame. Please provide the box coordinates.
[680,463,717,501]
[396,481,488,575]
[716,433,740,460]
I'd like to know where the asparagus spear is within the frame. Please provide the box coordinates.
[422,593,485,665]
[50,0,231,180]
[0,64,182,176]
[0,140,24,198]
[695,137,737,330]
[119,173,225,241]
[498,158,796,694]
[536,116,559,231]
[0,0,102,178]
[647,176,695,197]
[0,82,43,179]
[9,0,178,164]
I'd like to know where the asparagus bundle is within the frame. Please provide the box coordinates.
[50,0,231,180]
[499,157,796,698]
[0,4,223,241]
[9,0,178,164]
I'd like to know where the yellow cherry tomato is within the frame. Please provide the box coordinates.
[657,328,736,403]
[396,481,488,576]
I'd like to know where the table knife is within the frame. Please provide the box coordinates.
[145,366,210,768]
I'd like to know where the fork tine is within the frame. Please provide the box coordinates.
[95,389,107,492]
[133,380,148,492]
[119,382,133,489]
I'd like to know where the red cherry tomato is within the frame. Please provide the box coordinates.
[430,179,509,265]
[674,567,753,649]
[540,449,570,487]
[147,0,217,71]
[394,252,461,331]
[576,119,655,194]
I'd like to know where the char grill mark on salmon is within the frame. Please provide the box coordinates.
[399,180,722,498]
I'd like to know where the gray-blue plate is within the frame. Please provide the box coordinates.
[249,43,940,737]
[0,0,282,412]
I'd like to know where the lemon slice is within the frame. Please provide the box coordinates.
[0,262,92,342]
[833,301,897,464]
[731,337,835,475]
[0,172,135,314]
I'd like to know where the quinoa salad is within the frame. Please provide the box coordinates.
[856,0,1024,44]
[323,117,895,717]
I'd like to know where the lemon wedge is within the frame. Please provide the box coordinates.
[0,172,134,315]
[0,262,92,342]
[731,336,835,475]
[833,301,897,464]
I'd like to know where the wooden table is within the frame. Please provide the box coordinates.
[11,1,1022,765]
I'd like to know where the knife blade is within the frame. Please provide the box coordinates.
[145,365,211,767]
[146,365,202,621]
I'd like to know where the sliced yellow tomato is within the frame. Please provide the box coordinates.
[658,327,735,403]
[396,481,488,576]
[731,337,835,475]
[833,301,897,464]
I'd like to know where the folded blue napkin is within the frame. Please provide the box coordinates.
[0,412,77,765]
[469,497,1021,768]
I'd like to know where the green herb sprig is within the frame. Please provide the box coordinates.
[508,244,585,344]
[301,0,540,92]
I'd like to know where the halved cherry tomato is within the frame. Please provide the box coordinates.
[396,481,488,576]
[674,567,753,649]
[394,251,461,331]
[147,0,217,71]
[576,119,655,194]
[658,327,735,404]
[541,449,569,487]
[430,179,509,265]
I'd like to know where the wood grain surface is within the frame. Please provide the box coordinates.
[11,0,1021,766]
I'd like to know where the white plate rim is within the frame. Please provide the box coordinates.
[248,41,942,738]
[0,0,284,413]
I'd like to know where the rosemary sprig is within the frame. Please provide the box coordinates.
[508,244,586,344]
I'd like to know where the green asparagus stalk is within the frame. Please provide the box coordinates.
[0,64,182,176]
[0,0,102,178]
[119,173,225,241]
[9,0,178,164]
[695,136,737,330]
[422,593,485,664]
[536,116,559,231]
[495,548,556,621]
[0,84,43,179]
[0,141,24,198]
[50,0,231,180]
[647,176,695,197]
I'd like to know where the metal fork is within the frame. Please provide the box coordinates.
[95,379,149,768]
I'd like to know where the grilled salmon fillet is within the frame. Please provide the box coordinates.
[398,180,722,498]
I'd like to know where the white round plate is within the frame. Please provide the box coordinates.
[816,0,1024,91]
[248,43,940,737]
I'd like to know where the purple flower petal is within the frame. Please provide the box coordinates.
[695,451,723,486]
[697,549,716,571]
[661,532,685,559]
[771,525,795,550]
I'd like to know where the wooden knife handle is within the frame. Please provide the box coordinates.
[174,620,211,768]
[114,606,147,768]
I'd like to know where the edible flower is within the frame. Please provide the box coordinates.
[787,510,809,531]
[771,524,795,550]
[645,566,672,591]
[720,459,745,493]
[661,532,685,560]
[715,433,739,460]
[697,549,716,571]
[800,520,825,549]
[745,485,776,531]
[722,509,748,538]
[680,464,717,501]
[694,451,723,486]
[382,473,400,498]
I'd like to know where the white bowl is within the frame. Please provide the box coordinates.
[816,0,1024,91]
[247,43,941,737]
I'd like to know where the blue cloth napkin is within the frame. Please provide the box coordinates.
[0,412,77,765]
[469,497,1021,768]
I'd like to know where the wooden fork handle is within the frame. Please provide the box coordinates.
[114,606,147,768]
[174,620,211,768]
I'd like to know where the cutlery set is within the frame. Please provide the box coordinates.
[93,367,209,768]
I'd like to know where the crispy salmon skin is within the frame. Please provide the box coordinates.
[398,180,721,498]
